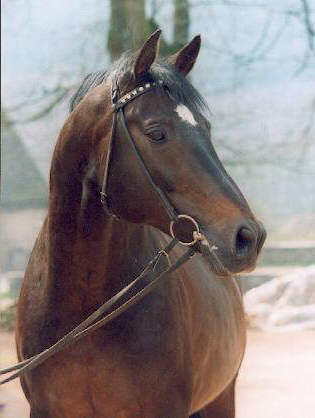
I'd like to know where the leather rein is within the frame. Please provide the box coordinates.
[0,79,227,384]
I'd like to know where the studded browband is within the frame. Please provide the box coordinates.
[114,80,163,110]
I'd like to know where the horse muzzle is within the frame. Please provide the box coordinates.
[170,214,266,276]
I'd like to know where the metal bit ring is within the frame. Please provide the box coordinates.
[170,214,201,246]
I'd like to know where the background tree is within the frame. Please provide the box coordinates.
[107,0,189,60]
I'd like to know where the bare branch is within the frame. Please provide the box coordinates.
[297,98,315,164]
[7,85,73,113]
[11,89,71,125]
[301,0,315,54]
[238,13,291,67]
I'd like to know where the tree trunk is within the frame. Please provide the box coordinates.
[107,0,190,59]
[173,0,189,50]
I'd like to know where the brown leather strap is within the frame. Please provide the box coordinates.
[100,79,177,222]
[100,110,117,211]
[117,108,178,221]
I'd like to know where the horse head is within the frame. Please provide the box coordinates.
[71,30,266,276]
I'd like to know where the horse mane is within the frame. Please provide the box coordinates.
[70,70,108,111]
[70,52,210,118]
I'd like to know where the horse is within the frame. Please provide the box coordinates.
[16,30,266,417]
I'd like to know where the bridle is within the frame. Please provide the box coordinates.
[0,79,229,385]
[100,77,202,246]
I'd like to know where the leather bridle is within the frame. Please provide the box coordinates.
[100,78,202,246]
[0,79,229,385]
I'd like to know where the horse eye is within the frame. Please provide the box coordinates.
[147,130,166,142]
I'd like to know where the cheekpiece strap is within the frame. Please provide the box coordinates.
[114,80,163,111]
[101,78,166,215]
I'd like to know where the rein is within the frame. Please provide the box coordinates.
[0,80,229,385]
[1,237,195,384]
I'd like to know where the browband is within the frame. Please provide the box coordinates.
[114,80,163,111]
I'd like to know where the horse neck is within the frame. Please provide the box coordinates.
[46,123,155,314]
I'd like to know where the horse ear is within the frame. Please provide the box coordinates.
[133,29,162,79]
[168,35,201,76]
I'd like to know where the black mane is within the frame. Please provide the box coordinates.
[70,52,210,117]
[70,70,108,111]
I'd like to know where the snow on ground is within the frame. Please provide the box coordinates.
[245,265,315,331]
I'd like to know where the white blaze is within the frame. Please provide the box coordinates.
[175,104,197,126]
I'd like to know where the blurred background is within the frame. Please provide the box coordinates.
[1,1,315,417]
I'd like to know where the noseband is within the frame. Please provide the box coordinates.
[100,79,201,246]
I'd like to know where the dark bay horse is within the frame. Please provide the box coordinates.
[16,30,266,417]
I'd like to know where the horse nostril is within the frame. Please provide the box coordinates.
[235,226,256,258]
